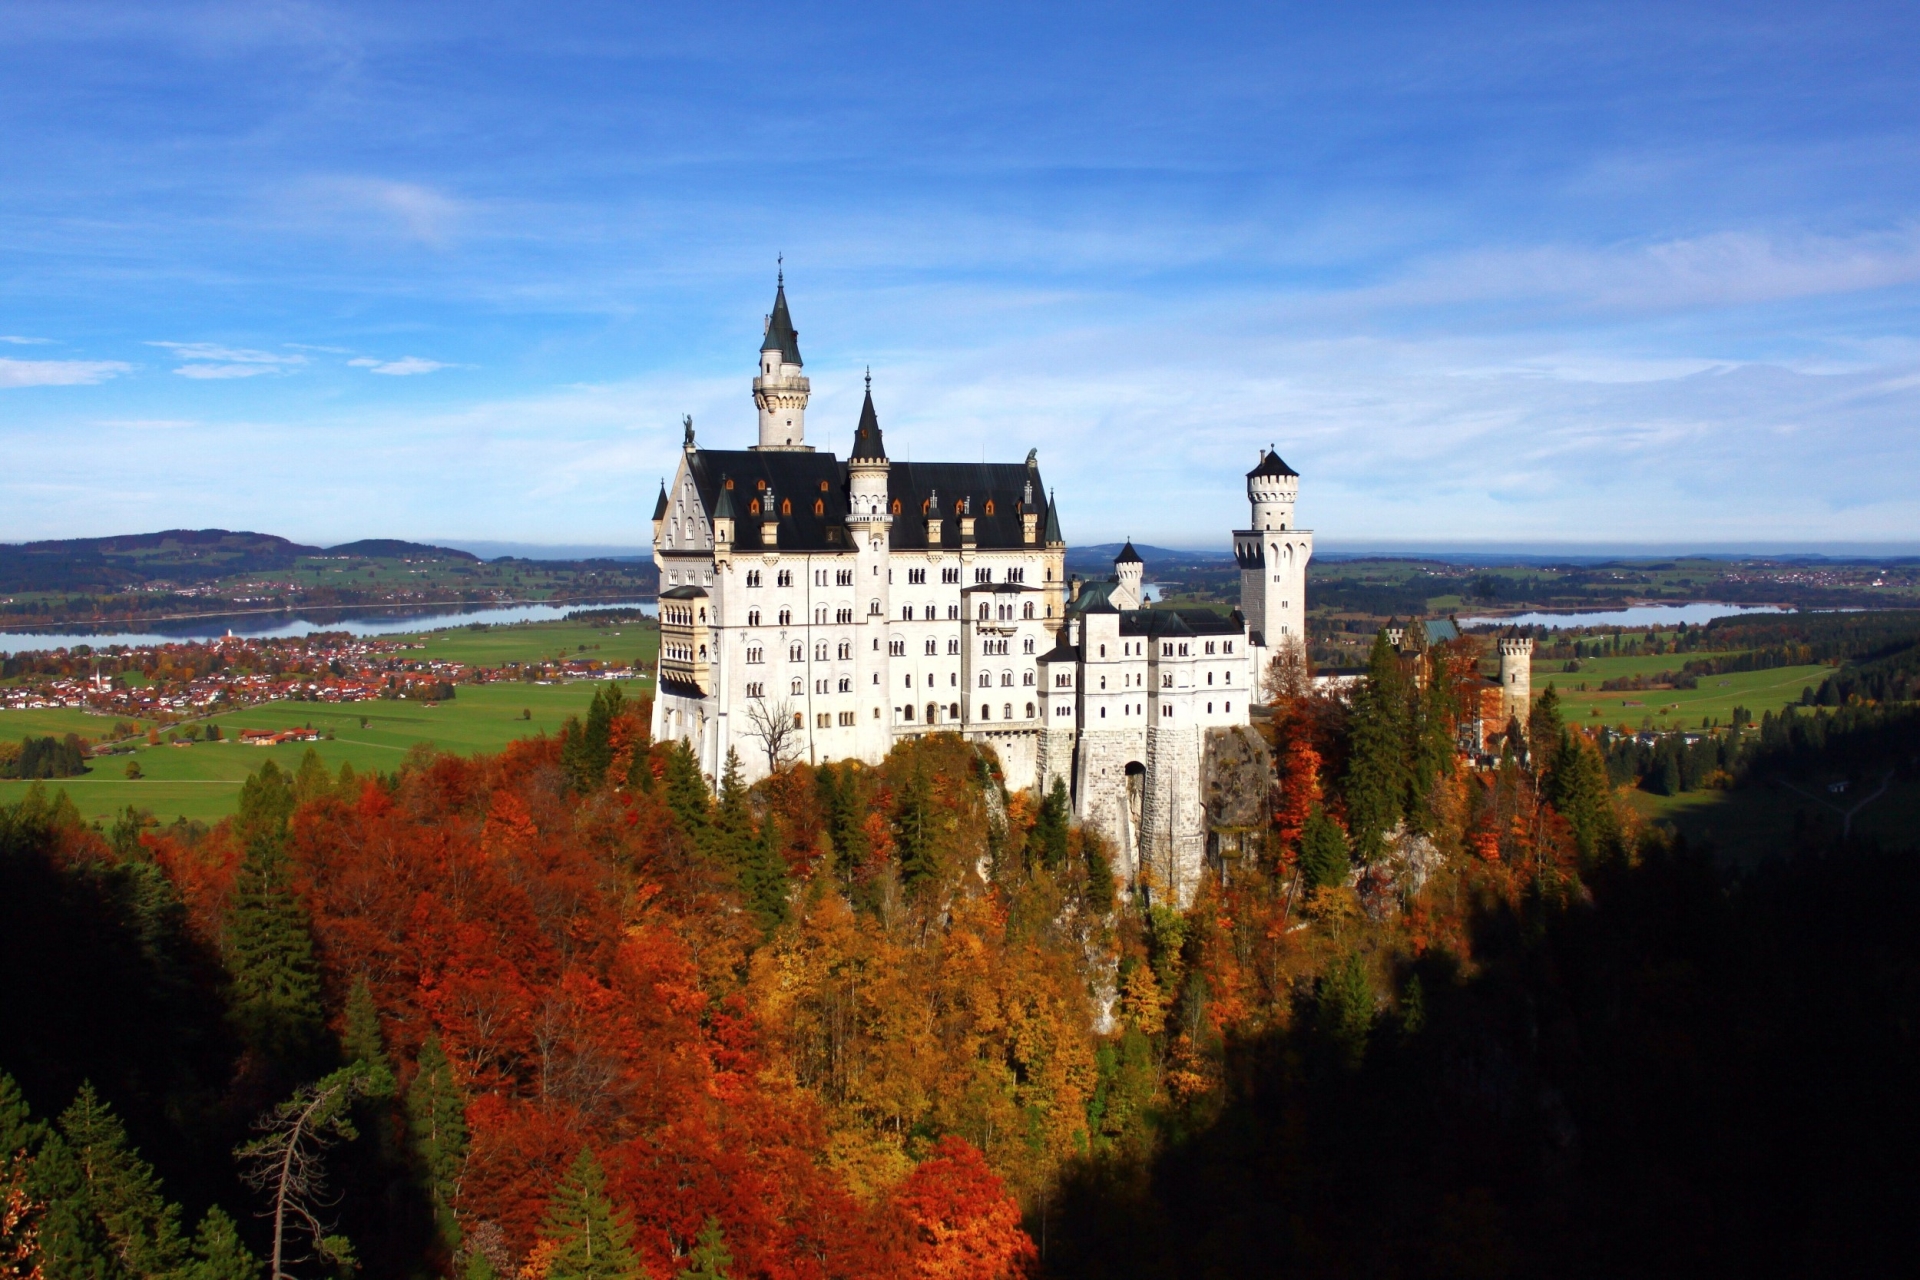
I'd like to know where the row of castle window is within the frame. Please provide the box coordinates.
[663,604,704,626]
[898,702,1036,723]
[664,643,701,662]
[814,711,860,728]
[741,565,1029,589]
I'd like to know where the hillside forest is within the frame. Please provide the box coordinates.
[3,628,1918,1279]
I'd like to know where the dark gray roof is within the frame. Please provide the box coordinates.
[885,461,1052,552]
[1043,489,1064,544]
[652,482,669,521]
[850,387,886,461]
[1248,449,1299,479]
[660,585,709,600]
[1038,640,1080,663]
[658,676,704,699]
[1115,540,1143,565]
[761,282,802,365]
[1119,608,1244,638]
[682,449,1053,553]
[712,481,737,522]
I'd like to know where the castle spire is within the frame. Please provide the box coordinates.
[850,377,887,462]
[753,271,812,450]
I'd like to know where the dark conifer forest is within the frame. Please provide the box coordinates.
[4,659,1917,1279]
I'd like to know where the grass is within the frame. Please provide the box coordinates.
[1534,654,1831,730]
[0,706,155,743]
[398,617,658,668]
[1631,774,1920,866]
[0,678,651,826]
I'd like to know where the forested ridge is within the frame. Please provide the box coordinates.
[4,642,1917,1279]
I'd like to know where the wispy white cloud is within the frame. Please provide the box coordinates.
[0,336,54,345]
[98,418,199,430]
[149,341,307,379]
[0,357,131,388]
[1363,225,1920,318]
[348,356,453,376]
[287,177,467,247]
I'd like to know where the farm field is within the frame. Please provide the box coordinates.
[1532,654,1832,729]
[400,616,658,668]
[0,705,155,742]
[0,678,650,826]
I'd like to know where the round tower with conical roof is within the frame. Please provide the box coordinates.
[1114,540,1145,610]
[753,270,812,450]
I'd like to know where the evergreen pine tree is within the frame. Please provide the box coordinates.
[538,1150,644,1280]
[1028,778,1071,871]
[1298,805,1351,891]
[224,768,325,1066]
[406,1035,468,1262]
[183,1207,262,1280]
[1529,683,1565,770]
[1342,632,1411,862]
[661,744,711,851]
[1549,733,1617,862]
[341,976,388,1075]
[56,1084,187,1280]
[291,748,334,807]
[736,811,790,937]
[893,759,937,893]
[814,765,868,889]
[581,686,620,789]
[0,1073,47,1161]
[335,760,358,800]
[711,750,753,865]
[1407,659,1457,829]
[674,1217,732,1280]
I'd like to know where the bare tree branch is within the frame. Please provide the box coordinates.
[236,1062,385,1280]
[742,695,803,775]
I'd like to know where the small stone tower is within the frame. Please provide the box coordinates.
[1114,540,1144,609]
[1235,447,1313,693]
[1498,630,1534,722]
[753,271,811,450]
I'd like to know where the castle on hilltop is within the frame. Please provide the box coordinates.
[650,276,1312,902]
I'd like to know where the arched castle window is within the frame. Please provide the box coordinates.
[781,499,792,515]
[750,499,761,516]
[984,500,995,515]
[892,498,903,514]
[814,499,824,515]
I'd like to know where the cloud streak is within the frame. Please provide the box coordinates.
[0,358,131,388]
[149,341,308,379]
[349,356,452,375]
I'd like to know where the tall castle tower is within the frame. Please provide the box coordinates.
[1498,631,1533,722]
[752,271,811,450]
[1234,448,1313,694]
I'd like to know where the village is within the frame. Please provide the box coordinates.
[0,629,639,732]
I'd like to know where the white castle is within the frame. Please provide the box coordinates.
[651,278,1311,902]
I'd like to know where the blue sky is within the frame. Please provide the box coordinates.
[3,0,1918,551]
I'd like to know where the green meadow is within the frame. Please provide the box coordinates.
[399,616,658,668]
[1,674,653,827]
[1632,774,1920,866]
[1532,653,1831,730]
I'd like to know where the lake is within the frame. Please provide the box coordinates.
[1457,603,1793,631]
[0,599,658,656]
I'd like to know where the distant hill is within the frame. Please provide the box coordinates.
[0,529,483,593]
[1067,543,1236,576]
[325,539,479,562]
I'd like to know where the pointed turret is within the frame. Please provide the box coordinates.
[760,278,803,366]
[850,375,886,462]
[1114,539,1144,609]
[848,372,891,525]
[753,270,812,450]
[1043,489,1064,545]
[651,480,669,521]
